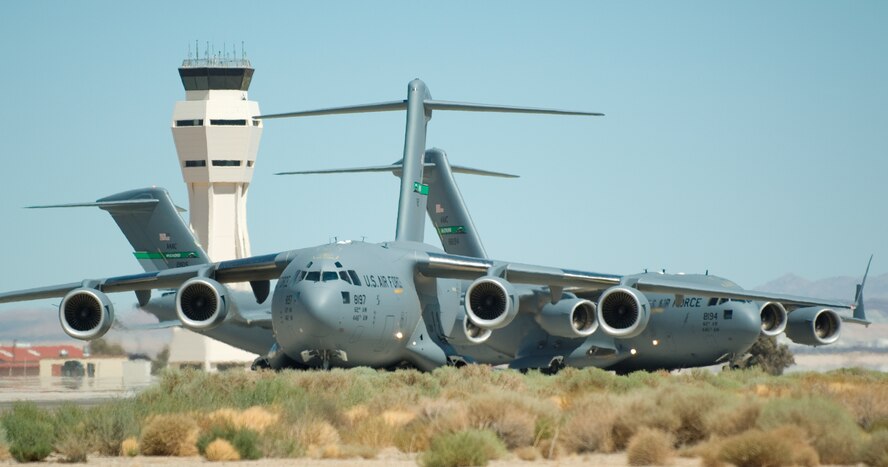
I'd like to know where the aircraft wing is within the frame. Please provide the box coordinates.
[630,276,850,309]
[416,252,621,290]
[416,252,851,310]
[0,251,296,304]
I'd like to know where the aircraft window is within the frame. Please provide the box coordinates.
[339,271,351,284]
[348,270,361,286]
[293,270,305,283]
[322,271,338,282]
[341,291,350,304]
[305,271,320,282]
[708,298,718,307]
[335,261,343,268]
[306,261,313,268]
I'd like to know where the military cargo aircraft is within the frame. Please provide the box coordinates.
[0,79,870,372]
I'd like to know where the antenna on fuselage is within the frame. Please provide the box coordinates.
[257,79,602,243]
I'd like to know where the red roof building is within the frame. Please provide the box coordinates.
[0,344,85,376]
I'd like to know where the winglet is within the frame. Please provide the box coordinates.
[850,255,873,325]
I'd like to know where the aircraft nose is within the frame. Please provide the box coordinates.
[292,283,341,336]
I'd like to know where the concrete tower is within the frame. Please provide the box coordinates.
[171,54,262,261]
[167,52,262,371]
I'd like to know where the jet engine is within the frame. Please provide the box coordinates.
[535,298,599,338]
[448,310,493,346]
[759,302,788,337]
[597,286,651,338]
[784,307,842,346]
[175,278,229,331]
[464,276,520,329]
[59,288,114,340]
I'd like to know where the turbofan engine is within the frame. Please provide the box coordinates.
[464,276,520,329]
[535,298,599,338]
[759,302,788,337]
[597,286,651,338]
[448,311,493,346]
[59,288,114,340]
[175,278,229,330]
[784,307,842,346]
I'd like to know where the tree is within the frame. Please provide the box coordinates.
[730,335,795,375]
[151,346,170,375]
[88,337,126,357]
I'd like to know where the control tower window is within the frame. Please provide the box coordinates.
[212,160,242,167]
[247,161,255,167]
[185,160,207,168]
[176,119,204,127]
[210,119,247,126]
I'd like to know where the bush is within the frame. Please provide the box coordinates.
[140,413,199,456]
[758,397,864,464]
[1,402,54,462]
[716,426,818,467]
[560,393,617,453]
[197,424,262,460]
[120,437,139,457]
[85,401,140,456]
[860,430,888,467]
[419,429,506,467]
[205,438,240,461]
[626,428,674,466]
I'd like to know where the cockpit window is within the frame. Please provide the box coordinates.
[335,261,343,268]
[322,271,339,282]
[296,270,307,282]
[339,271,351,284]
[348,270,361,286]
[305,271,320,282]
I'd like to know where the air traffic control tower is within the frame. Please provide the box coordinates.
[171,55,262,261]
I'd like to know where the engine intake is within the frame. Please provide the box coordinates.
[597,286,650,338]
[464,276,519,329]
[759,302,788,337]
[59,288,114,340]
[176,278,229,330]
[535,298,598,338]
[785,307,842,346]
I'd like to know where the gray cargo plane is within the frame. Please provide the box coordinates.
[0,79,870,372]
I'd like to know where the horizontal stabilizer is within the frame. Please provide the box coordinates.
[256,100,407,119]
[276,162,518,178]
[424,99,603,116]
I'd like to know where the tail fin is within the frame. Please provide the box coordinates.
[276,149,508,258]
[258,79,601,244]
[28,187,210,272]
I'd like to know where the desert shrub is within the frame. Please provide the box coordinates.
[1,402,54,462]
[560,393,617,453]
[860,430,888,467]
[197,424,262,460]
[296,419,340,452]
[717,426,818,467]
[514,445,539,461]
[85,401,140,456]
[626,427,674,466]
[704,397,762,437]
[418,429,506,467]
[259,424,304,458]
[434,365,525,398]
[204,438,240,461]
[657,384,728,445]
[53,404,90,463]
[55,430,89,463]
[610,390,680,450]
[336,444,379,459]
[394,399,471,452]
[120,437,139,457]
[341,415,397,448]
[139,413,199,456]
[759,396,864,464]
[465,392,553,449]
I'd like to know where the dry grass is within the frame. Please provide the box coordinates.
[297,419,341,455]
[204,438,240,461]
[139,413,199,456]
[626,427,674,466]
[560,393,618,453]
[716,426,818,467]
[860,430,888,467]
[120,437,139,457]
[758,396,864,464]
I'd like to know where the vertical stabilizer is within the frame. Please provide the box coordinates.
[395,79,433,242]
[853,255,873,322]
[424,149,488,258]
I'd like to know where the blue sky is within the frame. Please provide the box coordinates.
[0,1,885,302]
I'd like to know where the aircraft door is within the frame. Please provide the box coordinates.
[374,315,396,352]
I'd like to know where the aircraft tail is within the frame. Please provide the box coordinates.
[850,255,873,325]
[28,187,210,273]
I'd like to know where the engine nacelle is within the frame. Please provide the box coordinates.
[448,311,493,346]
[535,299,599,338]
[59,288,114,340]
[175,278,229,331]
[597,286,651,338]
[785,307,842,346]
[464,276,520,329]
[759,302,788,337]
